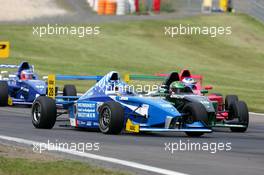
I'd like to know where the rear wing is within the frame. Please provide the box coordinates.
[124,72,205,93]
[154,73,203,82]
[154,72,205,92]
[47,74,103,99]
[0,64,19,69]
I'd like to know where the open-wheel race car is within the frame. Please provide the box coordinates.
[125,70,249,132]
[0,61,47,106]
[0,61,77,107]
[31,71,212,137]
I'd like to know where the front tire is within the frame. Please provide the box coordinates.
[99,101,124,135]
[230,101,249,132]
[183,103,209,137]
[32,96,57,129]
[0,81,8,106]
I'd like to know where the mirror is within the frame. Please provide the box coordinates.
[204,85,213,90]
[201,89,208,94]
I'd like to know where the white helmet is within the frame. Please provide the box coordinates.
[182,77,197,85]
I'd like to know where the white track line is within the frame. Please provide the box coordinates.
[249,112,264,116]
[0,135,188,175]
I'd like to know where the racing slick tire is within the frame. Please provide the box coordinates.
[99,101,124,135]
[0,81,8,106]
[32,96,57,129]
[225,95,238,111]
[183,102,209,137]
[230,101,249,132]
[63,85,77,96]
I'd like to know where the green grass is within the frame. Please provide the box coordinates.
[0,14,263,112]
[0,156,129,175]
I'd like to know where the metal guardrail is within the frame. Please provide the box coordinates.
[250,0,264,22]
[171,0,264,23]
[233,0,264,23]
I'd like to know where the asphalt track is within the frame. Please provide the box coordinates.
[0,107,264,175]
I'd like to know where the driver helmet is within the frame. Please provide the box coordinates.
[182,77,197,89]
[169,81,185,94]
[20,69,34,80]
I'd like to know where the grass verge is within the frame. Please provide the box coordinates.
[0,144,129,175]
[0,156,129,175]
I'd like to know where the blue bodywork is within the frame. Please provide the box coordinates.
[56,71,211,133]
[0,62,46,105]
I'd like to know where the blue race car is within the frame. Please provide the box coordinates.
[0,62,77,106]
[0,61,77,106]
[0,61,47,106]
[31,71,212,137]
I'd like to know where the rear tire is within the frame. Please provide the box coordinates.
[63,85,77,96]
[32,96,57,129]
[99,101,124,135]
[0,81,8,106]
[183,103,209,137]
[230,101,249,132]
[225,95,238,110]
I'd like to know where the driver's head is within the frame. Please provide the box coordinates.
[20,70,33,80]
[169,81,185,94]
[182,77,196,85]
[182,77,197,89]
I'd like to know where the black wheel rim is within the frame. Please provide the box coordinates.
[33,103,41,123]
[100,106,111,131]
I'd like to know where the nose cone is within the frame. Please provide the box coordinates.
[117,96,180,126]
[146,98,180,125]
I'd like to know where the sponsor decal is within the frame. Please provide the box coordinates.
[78,113,96,118]
[47,74,56,98]
[136,104,149,117]
[77,102,97,119]
[120,96,128,100]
